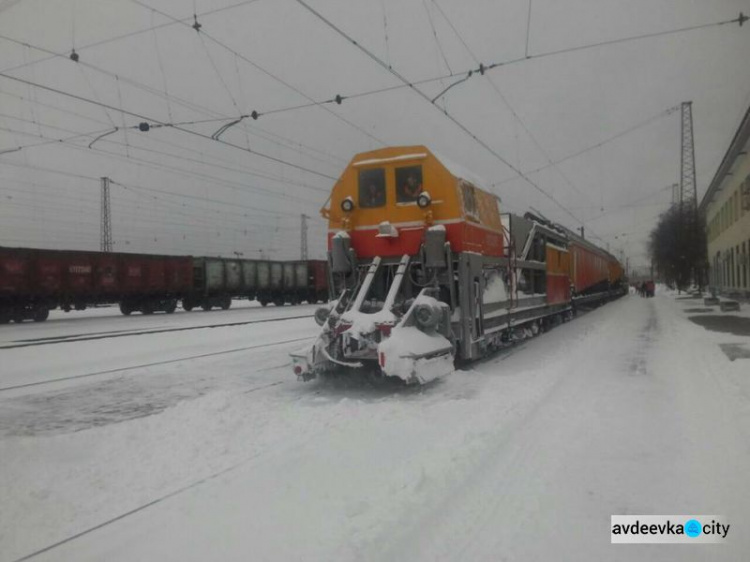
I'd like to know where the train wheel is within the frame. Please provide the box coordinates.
[201,303,212,311]
[164,300,177,314]
[273,298,285,307]
[141,302,155,315]
[33,307,49,322]
[182,300,193,312]
[259,299,268,307]
[119,302,132,316]
[220,297,231,310]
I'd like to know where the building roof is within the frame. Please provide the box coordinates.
[699,103,750,213]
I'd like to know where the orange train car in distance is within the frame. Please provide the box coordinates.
[322,146,504,259]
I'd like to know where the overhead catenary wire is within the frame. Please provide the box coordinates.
[0,71,338,181]
[0,0,264,74]
[431,0,596,208]
[0,8,743,142]
[0,109,330,195]
[24,8,740,131]
[128,0,388,147]
[0,34,347,171]
[292,0,593,234]
[0,114,329,210]
[491,105,681,187]
[4,6,736,157]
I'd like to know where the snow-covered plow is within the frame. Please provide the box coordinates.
[291,255,455,384]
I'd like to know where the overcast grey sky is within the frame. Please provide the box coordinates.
[1,0,749,265]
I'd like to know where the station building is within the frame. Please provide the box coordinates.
[700,105,750,297]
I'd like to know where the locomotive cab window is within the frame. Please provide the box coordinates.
[461,182,479,219]
[396,165,423,203]
[359,168,386,208]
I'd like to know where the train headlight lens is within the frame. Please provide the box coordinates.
[417,191,431,208]
[341,197,355,213]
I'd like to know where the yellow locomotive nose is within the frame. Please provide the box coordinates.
[323,145,504,259]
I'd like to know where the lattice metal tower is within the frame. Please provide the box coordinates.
[679,101,697,212]
[300,213,309,260]
[100,176,113,252]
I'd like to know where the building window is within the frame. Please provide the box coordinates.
[734,244,742,289]
[358,168,386,208]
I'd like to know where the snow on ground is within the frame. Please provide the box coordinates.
[1,294,749,561]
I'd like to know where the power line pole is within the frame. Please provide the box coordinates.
[679,101,697,213]
[300,213,309,260]
[100,176,113,252]
[679,101,702,288]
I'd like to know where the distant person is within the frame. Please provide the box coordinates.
[401,172,422,200]
[646,280,655,298]
[362,182,385,207]
[640,281,647,297]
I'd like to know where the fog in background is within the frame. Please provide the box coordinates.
[1,0,749,266]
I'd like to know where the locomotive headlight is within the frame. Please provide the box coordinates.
[417,191,431,208]
[314,306,331,326]
[414,303,439,330]
[341,196,355,213]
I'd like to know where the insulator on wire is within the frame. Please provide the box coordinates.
[251,110,259,120]
[69,49,79,62]
[335,95,343,105]
[138,122,150,132]
[192,14,202,32]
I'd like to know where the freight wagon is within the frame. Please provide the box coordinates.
[183,258,329,310]
[0,247,191,322]
[0,247,330,322]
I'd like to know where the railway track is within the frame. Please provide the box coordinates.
[0,313,314,349]
[0,335,314,393]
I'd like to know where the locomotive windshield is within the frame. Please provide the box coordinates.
[395,165,423,203]
[358,168,386,208]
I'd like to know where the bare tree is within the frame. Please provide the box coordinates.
[648,205,707,291]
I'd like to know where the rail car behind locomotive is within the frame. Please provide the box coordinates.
[291,146,626,384]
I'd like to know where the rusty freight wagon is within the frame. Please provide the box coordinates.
[0,246,192,321]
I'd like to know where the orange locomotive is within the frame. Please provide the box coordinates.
[292,146,625,383]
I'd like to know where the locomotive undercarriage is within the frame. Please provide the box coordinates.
[292,229,588,384]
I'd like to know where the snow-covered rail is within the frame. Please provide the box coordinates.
[0,335,314,393]
[0,314,314,350]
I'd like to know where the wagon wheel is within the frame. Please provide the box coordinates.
[33,307,50,322]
